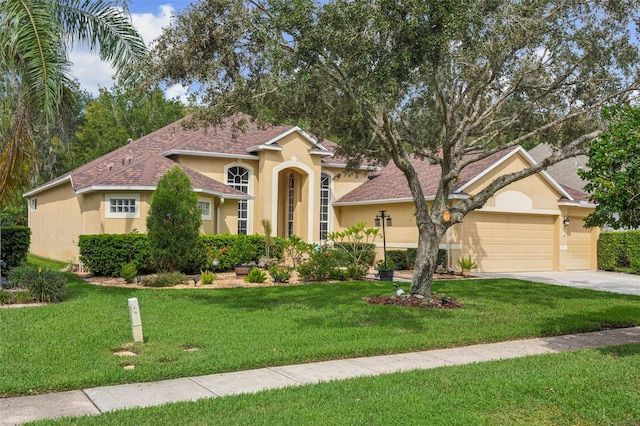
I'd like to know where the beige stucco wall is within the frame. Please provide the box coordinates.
[28,182,83,263]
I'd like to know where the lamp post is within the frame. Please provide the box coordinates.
[374,210,392,262]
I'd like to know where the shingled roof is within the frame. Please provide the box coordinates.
[26,113,342,198]
[335,146,588,205]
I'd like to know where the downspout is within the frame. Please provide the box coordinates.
[216,198,225,234]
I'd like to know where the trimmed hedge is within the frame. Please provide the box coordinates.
[0,226,31,268]
[79,233,285,276]
[79,234,152,277]
[627,232,640,273]
[387,248,448,270]
[597,232,628,271]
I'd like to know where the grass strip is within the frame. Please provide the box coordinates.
[31,344,640,426]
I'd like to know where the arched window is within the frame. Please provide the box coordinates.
[319,173,331,240]
[227,166,249,234]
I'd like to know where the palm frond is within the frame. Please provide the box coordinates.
[58,0,148,75]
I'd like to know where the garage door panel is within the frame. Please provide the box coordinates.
[463,213,554,272]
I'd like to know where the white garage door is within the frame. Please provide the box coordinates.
[463,212,554,272]
[566,219,591,270]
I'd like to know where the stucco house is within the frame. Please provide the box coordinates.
[26,114,598,272]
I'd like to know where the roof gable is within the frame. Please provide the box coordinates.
[335,146,579,205]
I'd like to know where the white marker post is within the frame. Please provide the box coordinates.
[128,298,144,343]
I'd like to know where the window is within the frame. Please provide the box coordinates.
[227,166,249,234]
[30,198,37,212]
[287,173,295,237]
[198,198,212,220]
[319,174,331,240]
[105,194,140,218]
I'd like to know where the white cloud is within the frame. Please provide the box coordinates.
[68,4,187,100]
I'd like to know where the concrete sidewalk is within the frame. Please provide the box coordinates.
[2,326,640,425]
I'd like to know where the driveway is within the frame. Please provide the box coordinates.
[476,270,640,296]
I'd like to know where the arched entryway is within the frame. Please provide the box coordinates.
[276,168,310,239]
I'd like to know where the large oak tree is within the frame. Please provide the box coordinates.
[142,0,640,297]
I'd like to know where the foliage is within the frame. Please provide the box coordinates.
[0,226,30,268]
[375,258,396,271]
[0,290,11,305]
[597,232,629,271]
[68,86,186,169]
[297,245,337,281]
[580,106,640,229]
[386,251,408,270]
[200,270,216,285]
[267,265,292,283]
[8,265,66,302]
[78,233,284,276]
[147,166,201,272]
[282,235,312,268]
[142,271,188,288]
[0,0,146,202]
[143,0,640,297]
[328,223,378,268]
[457,257,478,272]
[244,267,267,283]
[120,261,137,284]
[79,233,151,276]
[627,232,640,274]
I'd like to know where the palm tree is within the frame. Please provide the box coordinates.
[0,0,147,201]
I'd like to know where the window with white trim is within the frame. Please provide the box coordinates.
[319,173,331,240]
[198,198,212,220]
[227,166,249,235]
[30,198,38,212]
[105,194,140,218]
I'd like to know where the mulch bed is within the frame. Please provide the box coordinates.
[363,294,465,309]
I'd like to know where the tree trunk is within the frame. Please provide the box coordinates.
[409,226,444,297]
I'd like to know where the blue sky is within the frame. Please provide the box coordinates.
[70,1,194,99]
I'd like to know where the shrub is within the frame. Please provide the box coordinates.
[268,265,292,282]
[147,167,201,272]
[13,290,34,304]
[406,248,417,268]
[387,251,407,270]
[297,245,337,281]
[0,290,11,305]
[195,234,285,273]
[282,235,312,268]
[79,233,151,276]
[9,266,67,303]
[376,258,396,271]
[120,261,138,283]
[457,256,478,271]
[5,264,33,289]
[627,231,640,273]
[142,271,188,287]
[345,264,366,280]
[598,232,629,270]
[0,226,31,268]
[437,249,448,269]
[200,270,216,285]
[328,223,378,268]
[245,267,267,283]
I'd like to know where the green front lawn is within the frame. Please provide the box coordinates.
[2,263,640,397]
[34,344,640,426]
